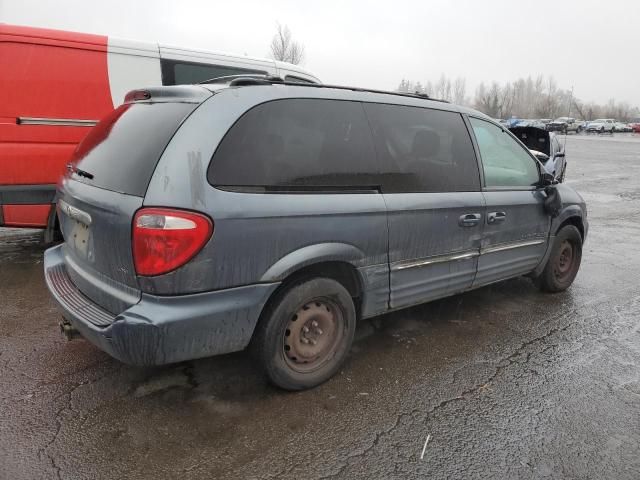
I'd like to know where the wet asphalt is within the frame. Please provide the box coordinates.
[1,134,639,480]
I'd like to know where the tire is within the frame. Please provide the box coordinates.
[534,225,582,293]
[251,277,356,390]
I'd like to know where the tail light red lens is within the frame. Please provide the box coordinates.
[133,208,213,276]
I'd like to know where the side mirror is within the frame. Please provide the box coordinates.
[533,151,550,162]
[539,172,556,187]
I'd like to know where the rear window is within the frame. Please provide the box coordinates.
[161,59,267,85]
[71,102,196,196]
[209,99,379,189]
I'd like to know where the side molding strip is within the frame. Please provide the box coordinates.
[391,239,546,272]
[481,239,545,255]
[17,117,98,127]
[392,250,480,271]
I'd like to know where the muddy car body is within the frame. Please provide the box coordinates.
[44,80,588,389]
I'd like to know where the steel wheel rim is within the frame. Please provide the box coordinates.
[283,298,343,373]
[554,240,574,282]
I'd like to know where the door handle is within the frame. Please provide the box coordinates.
[459,213,481,227]
[487,211,507,224]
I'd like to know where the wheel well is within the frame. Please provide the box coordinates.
[271,261,363,315]
[557,216,584,243]
[44,203,62,244]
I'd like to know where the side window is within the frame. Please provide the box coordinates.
[470,118,540,188]
[209,99,378,189]
[161,59,266,85]
[363,103,480,193]
[284,75,315,84]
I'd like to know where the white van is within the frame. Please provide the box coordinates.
[106,30,320,106]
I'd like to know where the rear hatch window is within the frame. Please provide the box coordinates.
[70,102,197,196]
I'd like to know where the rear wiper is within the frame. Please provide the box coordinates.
[66,163,94,180]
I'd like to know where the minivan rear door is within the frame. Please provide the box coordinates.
[57,97,202,314]
[364,103,485,309]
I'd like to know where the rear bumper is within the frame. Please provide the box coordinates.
[44,244,279,366]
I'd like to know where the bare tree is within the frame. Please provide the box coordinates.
[270,23,305,65]
[399,74,638,120]
[453,77,466,105]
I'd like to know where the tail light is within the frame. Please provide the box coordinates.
[133,208,213,276]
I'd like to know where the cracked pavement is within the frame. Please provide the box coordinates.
[1,134,640,479]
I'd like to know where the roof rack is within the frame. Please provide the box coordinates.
[199,74,449,103]
[199,74,285,86]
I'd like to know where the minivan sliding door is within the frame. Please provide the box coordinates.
[364,104,484,309]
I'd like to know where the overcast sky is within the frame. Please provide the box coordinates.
[2,0,638,106]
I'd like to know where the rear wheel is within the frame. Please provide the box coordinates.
[252,277,356,390]
[534,225,582,293]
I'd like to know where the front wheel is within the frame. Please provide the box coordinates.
[251,277,356,390]
[534,225,582,293]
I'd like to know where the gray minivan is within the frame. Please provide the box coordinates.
[44,79,588,390]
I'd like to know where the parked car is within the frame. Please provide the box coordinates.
[546,117,582,134]
[509,126,566,181]
[614,122,632,133]
[44,79,588,390]
[0,24,319,239]
[514,119,546,129]
[586,118,615,133]
[631,123,640,133]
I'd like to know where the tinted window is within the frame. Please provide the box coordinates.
[161,59,266,85]
[470,118,540,188]
[71,102,196,196]
[364,103,480,192]
[209,99,378,189]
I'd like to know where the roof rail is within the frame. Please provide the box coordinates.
[199,74,284,85]
[199,75,449,103]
